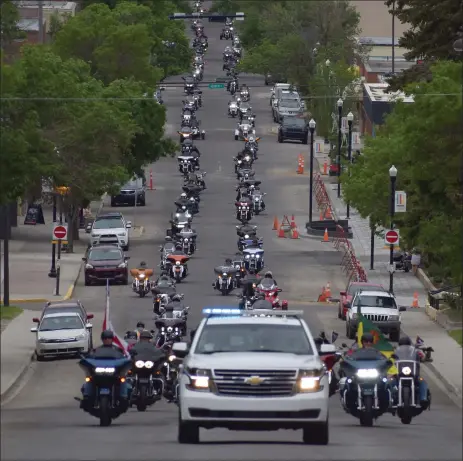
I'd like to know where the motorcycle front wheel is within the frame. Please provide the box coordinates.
[99,396,112,427]
[137,385,147,412]
[359,395,374,427]
[400,387,413,424]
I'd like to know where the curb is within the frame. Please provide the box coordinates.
[0,352,36,405]
[63,262,83,300]
[423,361,463,408]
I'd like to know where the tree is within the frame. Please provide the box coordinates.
[384,0,463,91]
[0,0,25,46]
[343,61,462,282]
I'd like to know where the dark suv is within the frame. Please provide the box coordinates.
[278,116,309,144]
[83,245,129,286]
[111,177,146,207]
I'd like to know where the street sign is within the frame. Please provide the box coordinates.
[208,83,224,89]
[52,224,68,243]
[385,229,399,245]
[395,191,407,212]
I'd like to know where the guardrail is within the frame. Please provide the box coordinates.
[313,173,336,220]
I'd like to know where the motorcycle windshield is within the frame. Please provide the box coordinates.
[259,279,276,290]
[394,345,420,361]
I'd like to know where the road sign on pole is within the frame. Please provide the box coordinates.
[52,224,68,243]
[395,191,407,212]
[208,83,224,89]
[385,229,399,245]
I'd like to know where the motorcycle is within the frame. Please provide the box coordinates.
[213,266,238,295]
[178,156,195,176]
[339,353,393,426]
[243,247,264,271]
[77,356,132,426]
[153,291,174,315]
[166,254,190,283]
[231,256,247,287]
[193,91,203,107]
[228,101,238,117]
[166,210,193,237]
[238,235,262,252]
[315,331,341,397]
[220,28,232,40]
[393,251,412,272]
[228,80,238,95]
[235,201,253,223]
[256,279,288,309]
[251,190,266,214]
[240,90,250,102]
[193,67,203,82]
[154,318,186,348]
[163,351,182,403]
[130,356,165,412]
[237,168,255,181]
[129,268,153,298]
[175,232,196,256]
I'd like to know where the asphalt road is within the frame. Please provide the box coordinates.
[2,19,462,461]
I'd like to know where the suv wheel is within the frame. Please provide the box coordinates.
[302,419,329,445]
[110,200,116,207]
[346,321,356,339]
[84,277,91,286]
[389,329,400,342]
[278,134,283,143]
[178,413,200,443]
[303,135,308,145]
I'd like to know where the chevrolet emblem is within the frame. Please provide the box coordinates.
[245,376,264,386]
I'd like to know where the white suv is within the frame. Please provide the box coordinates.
[90,213,131,250]
[173,308,332,445]
[346,290,406,342]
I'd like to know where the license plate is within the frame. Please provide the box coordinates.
[99,388,111,395]
[362,388,374,396]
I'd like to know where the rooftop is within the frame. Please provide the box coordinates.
[364,83,414,103]
[17,18,39,31]
[15,1,77,10]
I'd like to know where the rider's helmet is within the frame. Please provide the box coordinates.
[225,258,232,265]
[264,271,273,279]
[101,329,114,341]
[136,321,145,329]
[139,330,153,341]
[181,192,187,198]
[172,294,183,302]
[124,330,138,341]
[361,332,374,346]
[139,261,147,268]
[175,243,183,251]
[398,336,412,346]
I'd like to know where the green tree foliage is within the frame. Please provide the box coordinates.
[384,0,463,91]
[53,2,190,81]
[343,61,462,282]
[0,0,25,46]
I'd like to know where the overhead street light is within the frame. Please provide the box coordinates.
[346,112,354,219]
[336,98,343,198]
[389,165,398,293]
[308,119,316,227]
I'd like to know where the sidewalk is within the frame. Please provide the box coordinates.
[320,166,462,402]
[0,199,102,304]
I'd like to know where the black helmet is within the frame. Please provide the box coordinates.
[136,322,145,329]
[101,329,114,340]
[140,261,147,267]
[361,333,374,344]
[398,336,412,346]
[175,243,183,250]
[125,330,138,340]
[225,258,232,265]
[139,330,153,340]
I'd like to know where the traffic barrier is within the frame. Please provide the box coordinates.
[297,154,304,174]
[277,215,292,238]
[272,216,279,230]
[278,227,286,238]
[149,169,154,190]
[290,215,296,228]
[412,292,419,308]
[291,226,299,239]
[322,228,329,242]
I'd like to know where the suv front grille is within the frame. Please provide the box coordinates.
[213,369,297,397]
[364,314,389,322]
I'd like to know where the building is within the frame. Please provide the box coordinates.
[360,83,414,136]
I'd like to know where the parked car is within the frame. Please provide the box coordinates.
[110,177,146,207]
[31,312,92,361]
[33,300,95,348]
[338,282,386,320]
[278,116,308,144]
[90,213,131,250]
[83,245,129,286]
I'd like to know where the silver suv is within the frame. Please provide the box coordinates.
[274,98,304,123]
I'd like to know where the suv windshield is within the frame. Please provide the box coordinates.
[88,248,122,260]
[40,316,83,331]
[283,117,305,126]
[195,324,313,355]
[348,285,383,296]
[357,296,397,309]
[93,218,124,229]
[280,100,300,108]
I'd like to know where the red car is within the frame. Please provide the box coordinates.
[338,282,386,320]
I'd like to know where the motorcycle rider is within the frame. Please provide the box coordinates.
[239,268,260,309]
[393,336,430,409]
[263,270,277,286]
[80,330,130,408]
[175,193,190,210]
[130,330,165,360]
[252,292,273,310]
[236,221,256,237]
[135,322,145,336]
[236,190,252,206]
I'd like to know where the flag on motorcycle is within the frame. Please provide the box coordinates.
[356,313,394,355]
[103,280,129,356]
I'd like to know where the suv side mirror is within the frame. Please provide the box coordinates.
[340,291,346,296]
[399,306,407,312]
[87,314,94,320]
[172,342,189,358]
[33,317,40,323]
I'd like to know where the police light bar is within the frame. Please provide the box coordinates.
[246,309,303,317]
[202,308,241,316]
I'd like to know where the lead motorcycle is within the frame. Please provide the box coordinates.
[339,351,393,426]
[77,356,132,426]
[235,200,252,223]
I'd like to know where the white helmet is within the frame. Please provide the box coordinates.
[181,193,187,198]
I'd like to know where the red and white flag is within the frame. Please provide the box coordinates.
[103,280,129,356]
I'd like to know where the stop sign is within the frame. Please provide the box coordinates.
[385,229,399,245]
[53,225,67,240]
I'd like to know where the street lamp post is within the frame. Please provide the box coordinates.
[389,165,398,293]
[308,118,316,226]
[48,194,58,277]
[336,98,343,198]
[346,112,354,218]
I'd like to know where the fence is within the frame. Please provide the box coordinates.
[313,173,335,220]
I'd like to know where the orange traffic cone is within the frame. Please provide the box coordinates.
[325,207,332,219]
[322,228,329,242]
[291,227,299,239]
[412,292,419,308]
[318,286,327,302]
[323,161,328,175]
[278,227,286,238]
[272,216,279,230]
[325,282,331,298]
[290,215,296,228]
[319,210,324,221]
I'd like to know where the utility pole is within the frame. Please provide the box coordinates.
[38,0,44,44]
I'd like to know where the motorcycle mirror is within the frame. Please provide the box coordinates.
[341,343,348,348]
[391,354,399,360]
[277,288,283,292]
[331,331,339,343]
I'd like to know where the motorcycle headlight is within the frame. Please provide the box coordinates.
[256,254,260,258]
[222,272,227,276]
[244,234,249,238]
[167,326,173,332]
[169,355,176,362]
[135,360,145,368]
[254,197,259,201]
[357,369,379,379]
[245,255,250,259]
[176,261,181,265]
[182,206,186,209]
[238,160,242,164]
[176,213,180,217]
[235,265,240,269]
[144,361,154,369]
[184,238,189,242]
[139,273,145,278]
[402,366,412,375]
[95,367,115,374]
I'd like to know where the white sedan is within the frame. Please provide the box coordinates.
[31,312,92,360]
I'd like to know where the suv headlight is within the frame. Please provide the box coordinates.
[91,233,97,238]
[389,315,399,321]
[118,262,127,268]
[75,333,86,340]
[186,368,211,391]
[85,264,94,269]
[118,232,126,236]
[297,369,324,392]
